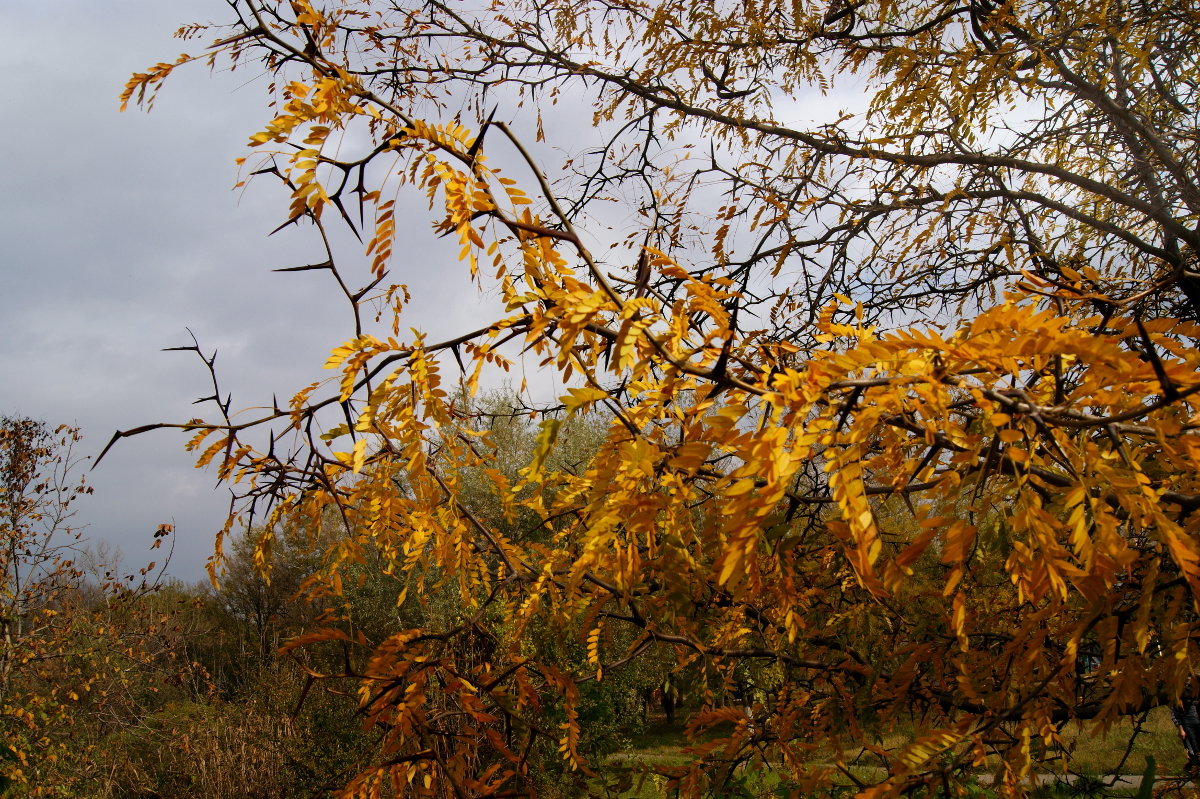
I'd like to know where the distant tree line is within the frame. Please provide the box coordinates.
[1,410,683,798]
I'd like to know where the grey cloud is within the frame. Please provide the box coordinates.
[1,0,486,580]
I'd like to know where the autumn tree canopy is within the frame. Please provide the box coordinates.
[121,0,1200,796]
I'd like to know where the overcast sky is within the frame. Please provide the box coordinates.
[0,0,484,581]
[1,1,859,583]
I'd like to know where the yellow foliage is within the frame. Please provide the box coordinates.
[126,0,1200,796]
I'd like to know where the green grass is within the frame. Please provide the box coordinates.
[598,707,1195,796]
[1054,707,1187,776]
[607,719,738,768]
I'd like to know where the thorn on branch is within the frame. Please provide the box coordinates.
[208,25,266,50]
[331,194,362,241]
[269,214,306,236]
[466,106,498,165]
[350,273,386,303]
[93,424,177,468]
[274,261,334,273]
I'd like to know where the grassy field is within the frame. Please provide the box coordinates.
[600,707,1194,797]
[1055,707,1186,776]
